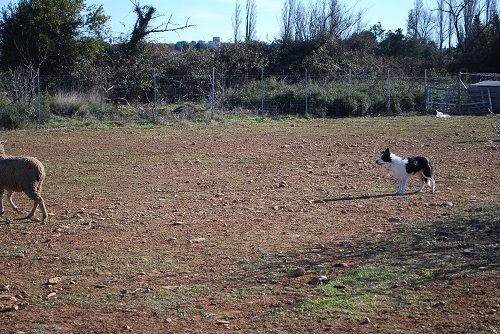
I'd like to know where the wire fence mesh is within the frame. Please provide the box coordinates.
[0,67,497,126]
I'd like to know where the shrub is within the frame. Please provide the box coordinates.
[0,106,21,129]
[47,91,100,117]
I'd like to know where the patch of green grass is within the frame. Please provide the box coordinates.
[299,203,499,318]
[38,284,212,319]
[301,267,402,315]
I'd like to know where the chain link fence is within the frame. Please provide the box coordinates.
[2,66,476,126]
[425,72,500,114]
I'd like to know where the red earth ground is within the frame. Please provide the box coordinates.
[0,116,498,333]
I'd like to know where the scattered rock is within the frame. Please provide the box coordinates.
[190,237,206,243]
[433,301,445,307]
[0,304,19,313]
[388,217,402,223]
[289,268,306,278]
[308,275,328,285]
[334,262,349,268]
[442,201,454,207]
[46,292,57,299]
[216,319,230,325]
[47,277,62,285]
[172,221,184,226]
[0,294,17,302]
[361,317,371,324]
[0,285,11,292]
[277,181,287,188]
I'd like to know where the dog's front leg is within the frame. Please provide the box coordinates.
[396,180,403,195]
[396,178,408,196]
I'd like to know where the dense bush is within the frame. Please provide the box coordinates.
[0,103,21,129]
[224,77,425,117]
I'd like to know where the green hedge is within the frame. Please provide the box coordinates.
[225,78,425,117]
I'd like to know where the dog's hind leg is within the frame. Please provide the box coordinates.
[417,173,426,193]
[0,189,4,216]
[429,177,436,192]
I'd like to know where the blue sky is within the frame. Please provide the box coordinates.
[86,0,423,43]
[0,0,425,43]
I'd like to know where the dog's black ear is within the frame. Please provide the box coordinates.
[384,148,390,154]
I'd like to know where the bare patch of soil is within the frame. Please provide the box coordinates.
[0,116,498,333]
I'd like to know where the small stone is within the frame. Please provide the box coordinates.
[388,217,401,223]
[0,294,17,302]
[1,304,19,312]
[46,292,57,299]
[443,201,454,207]
[433,301,445,307]
[0,285,10,291]
[277,181,287,188]
[334,262,349,268]
[361,317,371,324]
[47,277,62,285]
[216,320,230,325]
[172,221,184,226]
[289,268,306,278]
[190,237,206,243]
[308,275,328,285]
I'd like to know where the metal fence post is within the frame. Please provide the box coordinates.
[261,68,264,116]
[221,66,226,113]
[424,69,429,112]
[99,66,104,119]
[387,69,392,114]
[305,68,309,115]
[37,68,41,126]
[348,69,352,99]
[457,73,462,114]
[211,67,215,120]
[152,67,157,122]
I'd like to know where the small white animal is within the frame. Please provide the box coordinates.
[376,148,435,196]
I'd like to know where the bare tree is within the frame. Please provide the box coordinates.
[232,0,242,43]
[355,10,366,34]
[485,0,498,23]
[127,1,194,50]
[407,0,434,40]
[307,1,325,40]
[279,0,361,42]
[294,1,307,40]
[280,0,297,41]
[245,0,257,41]
[439,0,467,49]
[463,0,480,46]
[322,0,360,39]
[436,0,448,51]
[438,0,486,50]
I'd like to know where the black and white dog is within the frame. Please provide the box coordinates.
[376,148,435,195]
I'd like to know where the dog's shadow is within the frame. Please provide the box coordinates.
[313,192,419,203]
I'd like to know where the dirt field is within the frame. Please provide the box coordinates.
[0,116,499,334]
